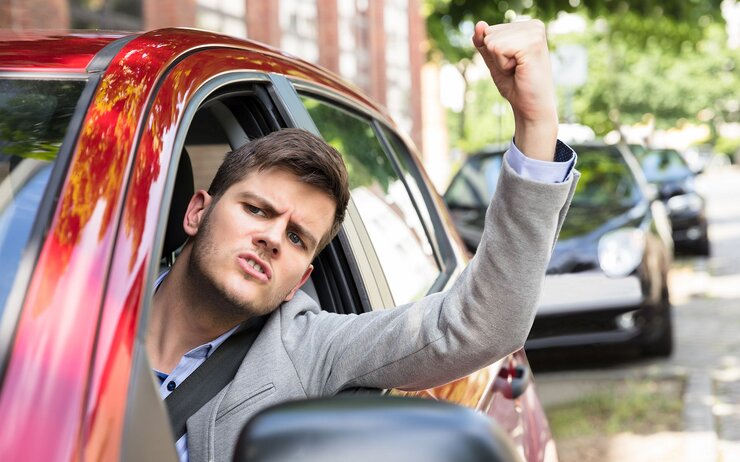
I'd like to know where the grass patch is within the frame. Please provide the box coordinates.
[546,379,684,440]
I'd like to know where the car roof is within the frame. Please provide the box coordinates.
[0,28,388,119]
[0,30,126,72]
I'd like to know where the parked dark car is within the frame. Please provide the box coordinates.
[0,29,557,461]
[445,143,675,356]
[630,146,710,255]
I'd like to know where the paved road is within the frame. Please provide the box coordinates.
[531,164,740,462]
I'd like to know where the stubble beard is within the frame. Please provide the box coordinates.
[186,209,290,325]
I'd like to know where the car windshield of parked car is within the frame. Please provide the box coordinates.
[635,148,692,183]
[444,152,504,209]
[446,146,639,211]
[570,145,641,209]
[0,78,86,316]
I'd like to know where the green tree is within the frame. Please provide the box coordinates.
[425,0,731,148]
[562,17,739,139]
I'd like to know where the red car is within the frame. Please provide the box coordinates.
[0,29,557,461]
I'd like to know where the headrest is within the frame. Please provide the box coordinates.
[162,149,194,258]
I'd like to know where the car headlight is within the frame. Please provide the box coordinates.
[666,193,703,214]
[597,228,646,278]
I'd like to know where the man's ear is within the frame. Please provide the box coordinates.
[284,265,314,302]
[183,190,213,237]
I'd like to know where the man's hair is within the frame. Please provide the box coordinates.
[207,128,350,253]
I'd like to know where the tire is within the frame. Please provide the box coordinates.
[643,301,674,357]
[695,220,711,256]
[695,232,711,256]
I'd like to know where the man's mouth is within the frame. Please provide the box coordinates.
[238,253,272,282]
[246,258,264,274]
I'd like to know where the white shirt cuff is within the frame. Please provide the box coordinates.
[505,140,575,183]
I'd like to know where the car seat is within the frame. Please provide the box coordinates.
[162,149,194,265]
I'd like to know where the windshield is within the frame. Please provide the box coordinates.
[570,145,641,209]
[0,78,86,316]
[634,148,692,183]
[444,153,504,209]
[445,145,640,210]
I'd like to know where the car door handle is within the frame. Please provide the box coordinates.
[510,364,531,400]
[495,364,532,400]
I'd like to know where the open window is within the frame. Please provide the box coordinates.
[122,77,371,460]
[157,82,365,315]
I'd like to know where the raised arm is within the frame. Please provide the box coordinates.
[285,20,578,395]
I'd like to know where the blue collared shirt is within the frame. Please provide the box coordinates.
[154,272,240,462]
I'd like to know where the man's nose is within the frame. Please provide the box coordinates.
[254,221,283,256]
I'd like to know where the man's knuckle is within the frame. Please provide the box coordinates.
[530,19,545,29]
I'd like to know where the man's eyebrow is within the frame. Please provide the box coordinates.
[238,191,319,251]
[288,220,318,252]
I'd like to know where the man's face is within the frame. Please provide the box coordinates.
[185,167,336,317]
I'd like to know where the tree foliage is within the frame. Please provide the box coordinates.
[563,18,739,137]
[426,0,737,148]
[426,0,724,61]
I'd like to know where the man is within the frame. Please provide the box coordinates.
[149,19,579,462]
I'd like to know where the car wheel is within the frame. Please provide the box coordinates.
[695,222,711,256]
[643,298,673,357]
[695,236,710,256]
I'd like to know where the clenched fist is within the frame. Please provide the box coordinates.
[473,20,558,161]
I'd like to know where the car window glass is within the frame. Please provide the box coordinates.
[635,148,692,183]
[300,95,440,305]
[0,79,86,316]
[378,127,436,244]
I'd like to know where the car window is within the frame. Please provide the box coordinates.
[635,148,692,183]
[300,95,440,305]
[378,129,434,236]
[0,78,86,316]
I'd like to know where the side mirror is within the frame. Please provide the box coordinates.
[233,396,522,462]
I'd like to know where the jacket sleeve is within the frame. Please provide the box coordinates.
[281,153,580,396]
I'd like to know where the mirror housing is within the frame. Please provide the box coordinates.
[233,396,522,462]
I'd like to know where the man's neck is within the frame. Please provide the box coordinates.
[147,261,241,373]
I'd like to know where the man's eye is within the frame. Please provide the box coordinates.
[287,232,303,247]
[246,205,266,217]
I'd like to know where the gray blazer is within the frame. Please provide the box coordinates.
[187,158,579,462]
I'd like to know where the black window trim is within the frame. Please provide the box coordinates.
[268,75,374,314]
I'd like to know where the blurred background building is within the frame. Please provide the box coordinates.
[3,0,738,188]
[0,0,457,187]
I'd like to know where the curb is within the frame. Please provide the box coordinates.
[682,372,719,462]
